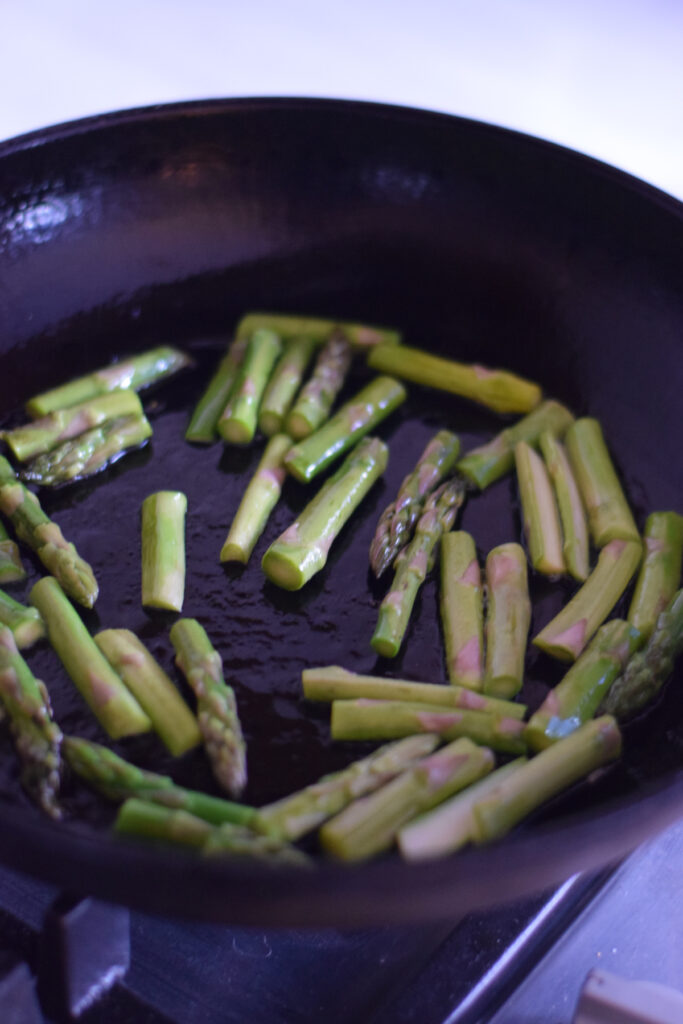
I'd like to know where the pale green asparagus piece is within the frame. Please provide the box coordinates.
[0,521,26,584]
[628,511,683,640]
[235,312,401,349]
[185,336,248,444]
[565,418,639,547]
[220,434,291,564]
[114,798,214,848]
[141,491,187,612]
[0,589,45,649]
[22,414,152,487]
[258,336,316,436]
[539,431,590,582]
[440,531,484,690]
[484,544,531,698]
[515,441,565,575]
[217,329,282,444]
[203,824,310,866]
[285,331,353,440]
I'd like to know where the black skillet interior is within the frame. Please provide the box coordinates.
[0,98,681,926]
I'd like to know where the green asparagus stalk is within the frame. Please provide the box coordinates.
[533,539,643,661]
[285,376,406,483]
[440,531,484,690]
[169,618,247,797]
[473,716,622,842]
[628,511,683,640]
[301,665,526,719]
[30,576,151,738]
[141,491,187,612]
[371,478,466,658]
[330,699,527,755]
[252,734,439,841]
[26,346,191,418]
[203,823,310,865]
[370,429,461,577]
[0,625,63,818]
[367,343,542,415]
[94,630,200,756]
[539,431,590,582]
[285,331,353,440]
[0,456,98,608]
[484,544,531,698]
[235,312,401,349]
[525,619,641,750]
[22,414,152,487]
[602,589,683,718]
[565,418,640,546]
[320,738,494,861]
[217,329,282,444]
[515,441,565,575]
[63,736,254,826]
[114,798,214,848]
[457,400,575,490]
[258,336,316,436]
[0,521,26,584]
[0,589,45,649]
[220,434,291,564]
[185,336,248,444]
[262,436,388,590]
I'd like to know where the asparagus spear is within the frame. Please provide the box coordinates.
[114,798,214,848]
[0,625,63,818]
[203,824,310,866]
[0,589,45,649]
[515,441,565,575]
[26,346,191,418]
[473,716,622,842]
[603,589,683,718]
[22,414,152,487]
[63,736,254,826]
[533,539,643,661]
[628,511,683,640]
[330,699,527,755]
[185,336,248,444]
[169,618,247,797]
[371,478,466,658]
[301,665,526,719]
[370,429,461,577]
[217,329,282,444]
[367,343,542,415]
[262,436,388,590]
[0,521,26,584]
[141,491,187,612]
[320,738,494,861]
[484,544,531,698]
[94,630,200,756]
[0,456,98,608]
[539,431,590,582]
[565,419,639,546]
[258,336,316,436]
[252,734,439,841]
[440,531,484,690]
[525,619,641,750]
[457,400,575,490]
[220,434,290,564]
[285,376,406,483]
[285,331,353,440]
[30,577,151,738]
[236,312,401,349]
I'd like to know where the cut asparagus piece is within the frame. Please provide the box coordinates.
[285,331,353,440]
[367,343,542,415]
[203,823,310,865]
[370,429,461,577]
[603,589,683,718]
[457,400,575,490]
[565,418,639,546]
[525,620,642,750]
[301,665,526,719]
[539,431,590,582]
[0,521,26,584]
[0,625,63,818]
[220,434,290,564]
[236,312,401,349]
[253,734,439,841]
[440,531,484,690]
[262,436,388,590]
[115,798,214,848]
[515,441,565,575]
[94,630,200,756]
[169,618,247,797]
[320,738,494,861]
[371,478,466,658]
[330,699,527,755]
[484,544,531,698]
[398,758,527,861]
[217,328,282,444]
[141,491,187,612]
[63,736,254,826]
[3,390,144,462]
[0,456,98,608]
[30,577,151,739]
[26,346,191,418]
[628,511,683,640]
[285,376,406,483]
[185,336,248,444]
[0,588,45,649]
[22,414,152,487]
[533,539,643,661]
[473,716,622,842]
[258,336,316,436]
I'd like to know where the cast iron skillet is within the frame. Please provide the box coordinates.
[0,98,681,926]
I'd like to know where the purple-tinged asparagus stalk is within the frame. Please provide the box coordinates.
[565,418,639,547]
[218,329,282,444]
[0,588,45,649]
[514,441,565,575]
[0,521,26,585]
[258,336,316,436]
[236,312,401,349]
[285,331,353,440]
[220,434,290,564]
[185,336,248,444]
[628,511,683,641]
[539,431,590,582]
[483,544,531,698]
[440,531,484,691]
[141,491,187,612]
